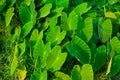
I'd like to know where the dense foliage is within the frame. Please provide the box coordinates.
[1,0,120,80]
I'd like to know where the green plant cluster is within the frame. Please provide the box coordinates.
[1,0,120,80]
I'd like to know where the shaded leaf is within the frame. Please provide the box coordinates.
[107,55,120,77]
[67,36,91,64]
[92,45,106,71]
[19,2,31,24]
[71,65,81,80]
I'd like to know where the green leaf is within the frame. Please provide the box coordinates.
[7,0,16,6]
[5,7,14,26]
[19,2,31,24]
[99,19,112,43]
[19,40,26,57]
[74,2,91,15]
[11,45,18,75]
[47,46,67,72]
[71,65,81,80]
[20,21,33,39]
[92,45,106,71]
[56,0,69,9]
[60,12,68,30]
[33,40,51,68]
[31,68,47,80]
[24,0,31,6]
[81,64,93,80]
[11,57,18,75]
[108,0,119,5]
[110,37,120,55]
[37,3,52,18]
[67,36,91,64]
[54,71,71,80]
[68,10,78,31]
[107,55,120,77]
[83,17,93,42]
[46,26,66,47]
[0,0,6,12]
[48,7,64,29]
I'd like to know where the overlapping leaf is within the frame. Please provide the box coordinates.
[67,36,91,64]
[47,46,67,72]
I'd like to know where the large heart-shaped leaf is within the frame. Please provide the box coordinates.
[92,45,106,71]
[67,36,91,64]
[47,46,67,72]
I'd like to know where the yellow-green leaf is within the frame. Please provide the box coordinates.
[105,12,117,19]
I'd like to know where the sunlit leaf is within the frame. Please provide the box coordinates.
[5,7,14,26]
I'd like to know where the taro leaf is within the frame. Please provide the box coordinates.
[99,19,112,43]
[20,21,33,39]
[105,12,117,19]
[29,0,37,25]
[74,2,91,15]
[71,65,81,80]
[0,0,6,12]
[11,57,18,75]
[11,45,18,75]
[45,0,56,8]
[81,64,93,80]
[17,66,27,80]
[92,45,106,71]
[33,40,51,68]
[19,2,31,24]
[67,10,78,37]
[29,29,39,47]
[12,27,21,42]
[19,40,26,57]
[24,0,31,6]
[106,58,112,75]
[110,37,120,55]
[47,46,67,72]
[31,68,47,80]
[108,0,119,5]
[5,7,14,26]
[46,26,66,47]
[56,0,69,9]
[107,55,120,77]
[60,12,68,30]
[48,7,64,29]
[7,0,16,6]
[30,29,43,47]
[83,17,93,42]
[37,3,52,19]
[67,36,91,64]
[68,10,78,31]
[54,71,71,80]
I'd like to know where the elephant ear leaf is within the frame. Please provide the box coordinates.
[98,19,112,43]
[92,45,106,71]
[67,36,91,64]
[47,46,67,72]
[71,65,81,80]
[5,7,14,26]
[81,64,94,80]
[82,17,93,42]
[54,71,71,80]
[107,55,120,77]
